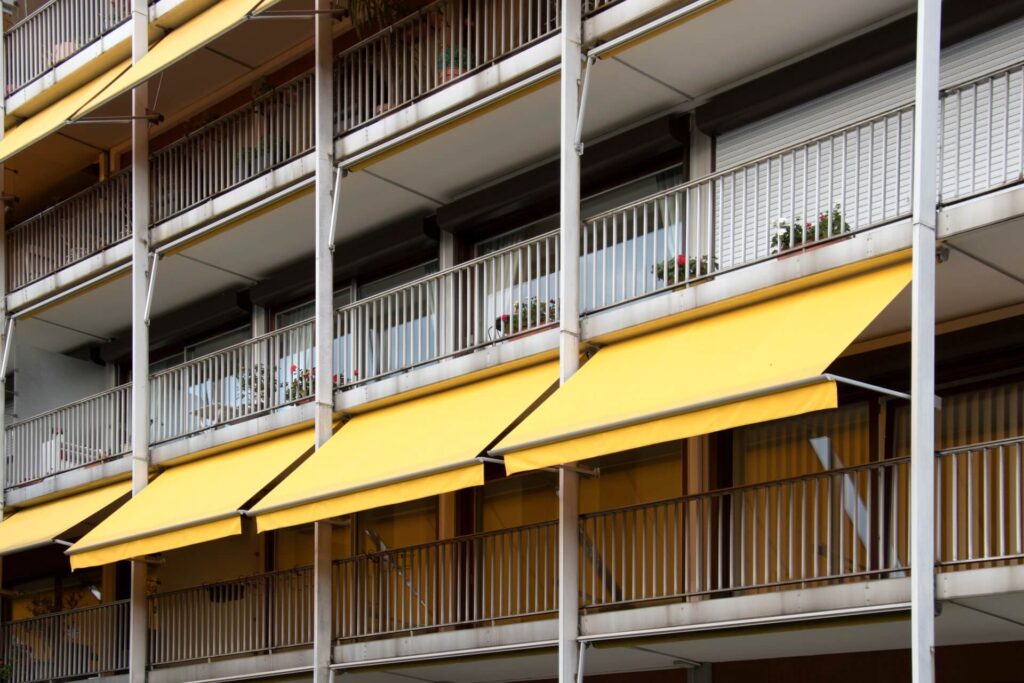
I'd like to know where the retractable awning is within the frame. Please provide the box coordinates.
[493,258,912,474]
[67,428,313,570]
[0,481,131,556]
[250,361,559,532]
[0,0,276,164]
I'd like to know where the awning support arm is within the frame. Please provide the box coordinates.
[574,56,595,155]
[0,318,15,379]
[143,253,159,326]
[328,167,343,253]
[478,455,599,478]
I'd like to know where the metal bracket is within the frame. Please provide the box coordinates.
[143,253,160,327]
[0,318,15,380]
[574,55,596,156]
[68,113,164,125]
[328,166,343,253]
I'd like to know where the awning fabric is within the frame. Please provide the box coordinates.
[67,428,313,569]
[0,482,131,556]
[495,260,912,474]
[251,361,559,532]
[0,0,275,164]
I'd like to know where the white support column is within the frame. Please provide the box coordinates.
[439,229,456,356]
[558,0,583,680]
[910,1,940,682]
[313,1,335,680]
[129,0,151,680]
[0,15,7,520]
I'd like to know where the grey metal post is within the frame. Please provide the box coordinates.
[910,0,940,681]
[313,1,335,680]
[558,0,583,680]
[129,0,151,679]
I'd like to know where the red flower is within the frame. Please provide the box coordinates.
[676,254,687,267]
[501,314,510,321]
[332,374,338,383]
[290,364,297,372]
[353,369,359,376]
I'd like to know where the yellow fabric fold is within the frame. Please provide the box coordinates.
[252,361,559,532]
[0,482,131,556]
[498,259,912,473]
[68,428,313,569]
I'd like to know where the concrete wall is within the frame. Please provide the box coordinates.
[13,345,110,420]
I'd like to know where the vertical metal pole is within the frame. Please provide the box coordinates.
[0,16,7,521]
[313,1,335,681]
[129,0,151,680]
[558,0,583,680]
[439,229,457,356]
[911,1,940,681]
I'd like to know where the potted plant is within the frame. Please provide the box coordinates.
[652,254,717,286]
[494,297,556,336]
[437,46,473,84]
[770,203,852,254]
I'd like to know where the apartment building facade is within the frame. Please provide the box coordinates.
[0,0,1019,680]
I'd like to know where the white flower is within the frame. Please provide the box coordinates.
[776,227,788,237]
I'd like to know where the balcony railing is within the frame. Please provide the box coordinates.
[149,318,316,444]
[936,435,1024,568]
[53,442,1013,670]
[580,458,910,608]
[333,522,558,640]
[3,0,133,95]
[150,72,315,224]
[0,600,129,683]
[5,383,131,487]
[334,230,559,385]
[148,566,313,666]
[6,171,132,292]
[334,0,560,134]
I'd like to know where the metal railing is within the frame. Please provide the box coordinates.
[4,383,132,487]
[334,230,559,385]
[939,61,1024,204]
[148,567,313,666]
[333,522,558,640]
[334,0,560,134]
[581,104,916,311]
[149,319,315,444]
[6,171,132,291]
[0,600,129,683]
[3,0,132,94]
[151,72,315,223]
[936,435,1024,568]
[580,458,910,609]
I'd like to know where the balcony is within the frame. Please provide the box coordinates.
[5,0,563,295]
[5,436,1018,681]
[0,600,129,683]
[7,57,1024,490]
[3,0,136,96]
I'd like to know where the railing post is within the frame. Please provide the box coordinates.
[558,0,583,680]
[313,1,335,681]
[911,1,941,680]
[129,0,151,680]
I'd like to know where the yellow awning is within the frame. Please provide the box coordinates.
[0,482,131,556]
[495,260,912,474]
[0,0,276,164]
[67,428,313,569]
[251,361,559,532]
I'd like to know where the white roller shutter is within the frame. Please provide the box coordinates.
[717,17,1024,168]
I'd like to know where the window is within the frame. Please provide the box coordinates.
[732,402,873,485]
[474,165,684,257]
[274,288,354,329]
